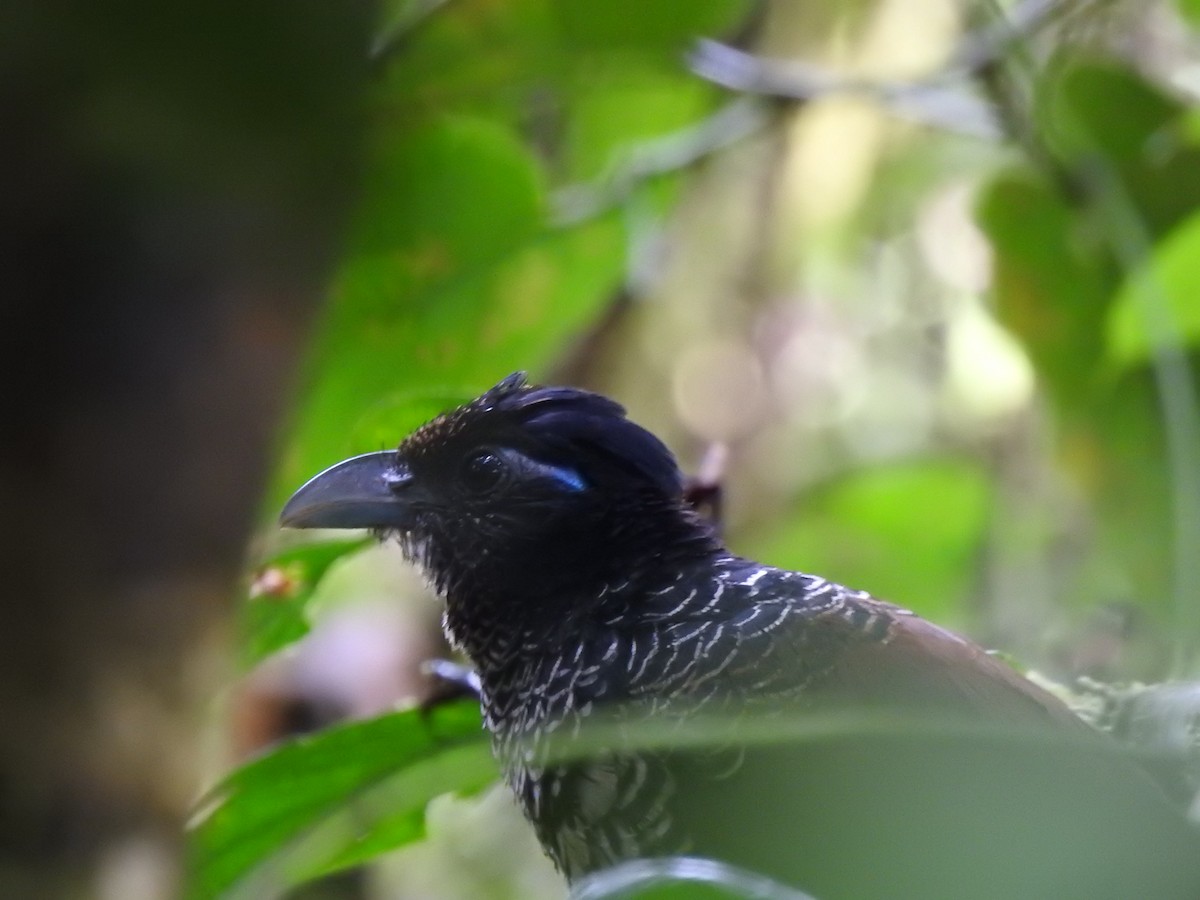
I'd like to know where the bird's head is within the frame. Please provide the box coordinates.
[282,373,718,640]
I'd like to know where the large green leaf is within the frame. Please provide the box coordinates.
[188,700,494,899]
[268,116,627,513]
[274,215,626,507]
[1042,61,1181,163]
[375,0,747,171]
[563,60,715,183]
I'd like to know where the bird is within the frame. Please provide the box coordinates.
[281,372,1200,899]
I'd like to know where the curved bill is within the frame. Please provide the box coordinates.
[280,451,414,529]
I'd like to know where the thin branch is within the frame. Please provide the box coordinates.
[687,0,1069,140]
[550,98,772,227]
[948,0,1060,73]
[689,39,1001,138]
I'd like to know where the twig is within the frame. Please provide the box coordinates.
[948,0,1060,73]
[687,0,1069,139]
[689,39,1000,138]
[550,97,772,227]
[684,443,729,534]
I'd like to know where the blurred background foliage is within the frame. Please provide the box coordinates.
[198,0,1200,897]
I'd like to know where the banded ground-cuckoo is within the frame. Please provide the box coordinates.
[281,373,1200,899]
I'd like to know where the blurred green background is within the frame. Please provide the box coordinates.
[9,0,1199,897]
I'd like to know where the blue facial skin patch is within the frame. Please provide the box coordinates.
[535,462,587,492]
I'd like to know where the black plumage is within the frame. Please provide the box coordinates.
[282,373,1200,899]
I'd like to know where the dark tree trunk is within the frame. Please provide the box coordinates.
[0,2,373,894]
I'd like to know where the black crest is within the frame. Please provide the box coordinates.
[405,372,684,498]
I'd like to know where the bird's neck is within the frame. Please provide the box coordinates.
[435,503,724,679]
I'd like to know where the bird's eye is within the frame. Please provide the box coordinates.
[460,450,506,493]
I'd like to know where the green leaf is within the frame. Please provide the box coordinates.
[1107,210,1200,366]
[374,0,747,141]
[349,117,543,267]
[564,60,715,181]
[1042,61,1180,164]
[984,64,1200,403]
[976,169,1115,407]
[188,700,495,899]
[374,0,564,124]
[344,388,477,456]
[743,459,992,622]
[241,537,373,670]
[1039,58,1200,238]
[555,0,749,53]
[267,115,628,513]
[274,211,625,509]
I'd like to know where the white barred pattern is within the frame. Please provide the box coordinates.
[468,555,908,879]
